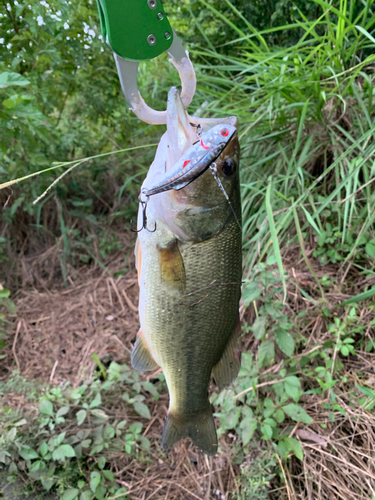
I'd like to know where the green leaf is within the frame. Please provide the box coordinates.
[89,393,102,408]
[56,406,70,418]
[80,491,93,500]
[263,417,277,427]
[260,423,273,440]
[284,437,303,460]
[13,418,27,427]
[0,289,10,299]
[142,381,159,398]
[133,402,151,419]
[103,425,115,440]
[40,442,49,457]
[266,180,287,300]
[41,478,54,491]
[274,409,285,423]
[340,346,349,356]
[301,206,321,235]
[251,316,267,340]
[19,448,39,460]
[0,71,30,88]
[338,287,375,306]
[95,484,107,500]
[39,400,54,416]
[356,385,375,398]
[29,460,45,472]
[242,282,262,307]
[366,240,375,258]
[2,98,16,109]
[102,470,115,482]
[129,422,142,434]
[137,436,151,451]
[276,329,295,356]
[77,409,87,426]
[98,456,106,470]
[54,432,66,447]
[284,376,301,401]
[52,444,76,461]
[282,404,312,424]
[114,488,128,498]
[61,489,79,500]
[90,471,101,493]
[240,419,257,446]
[263,398,275,418]
[257,340,275,367]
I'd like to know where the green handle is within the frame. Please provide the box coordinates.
[97,0,174,61]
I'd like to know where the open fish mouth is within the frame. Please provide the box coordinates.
[139,87,237,200]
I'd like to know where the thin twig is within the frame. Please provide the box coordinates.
[122,289,138,312]
[50,359,59,382]
[233,378,286,399]
[12,320,21,372]
[277,454,292,500]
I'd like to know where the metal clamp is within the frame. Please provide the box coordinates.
[114,32,196,124]
[97,0,196,125]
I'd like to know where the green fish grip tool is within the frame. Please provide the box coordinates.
[97,0,196,124]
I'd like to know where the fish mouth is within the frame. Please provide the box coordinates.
[166,87,196,170]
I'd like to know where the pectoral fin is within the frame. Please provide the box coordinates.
[212,321,241,389]
[131,330,159,372]
[157,239,186,291]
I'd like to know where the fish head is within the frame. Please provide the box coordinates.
[143,88,240,242]
[170,126,240,241]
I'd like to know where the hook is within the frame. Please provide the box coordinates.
[131,198,157,233]
[190,122,203,138]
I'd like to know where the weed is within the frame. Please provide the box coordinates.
[0,361,161,499]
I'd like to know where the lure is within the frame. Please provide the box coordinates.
[140,123,237,200]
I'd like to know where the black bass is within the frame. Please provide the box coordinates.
[132,87,242,456]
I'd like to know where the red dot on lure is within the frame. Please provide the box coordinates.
[221,128,229,137]
[183,160,191,168]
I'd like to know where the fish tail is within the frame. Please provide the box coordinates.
[161,405,218,456]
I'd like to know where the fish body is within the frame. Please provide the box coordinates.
[132,87,242,455]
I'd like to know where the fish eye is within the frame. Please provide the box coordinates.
[221,128,229,137]
[221,158,236,176]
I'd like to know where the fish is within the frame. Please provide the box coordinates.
[132,87,242,456]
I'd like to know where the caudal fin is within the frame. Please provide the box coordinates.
[161,405,218,456]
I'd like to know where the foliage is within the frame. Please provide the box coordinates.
[0,286,16,362]
[0,362,162,498]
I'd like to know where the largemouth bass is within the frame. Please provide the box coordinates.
[132,87,242,456]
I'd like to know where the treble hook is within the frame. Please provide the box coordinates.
[131,196,157,233]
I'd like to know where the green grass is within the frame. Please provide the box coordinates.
[188,0,375,280]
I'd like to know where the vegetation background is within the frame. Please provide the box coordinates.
[2,0,375,499]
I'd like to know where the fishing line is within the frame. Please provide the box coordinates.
[209,163,242,231]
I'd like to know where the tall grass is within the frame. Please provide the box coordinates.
[190,0,375,282]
